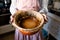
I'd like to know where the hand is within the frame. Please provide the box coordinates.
[9,10,27,24]
[9,14,15,24]
[41,12,48,24]
[9,8,19,24]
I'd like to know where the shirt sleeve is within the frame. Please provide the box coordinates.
[10,0,17,15]
[39,0,48,14]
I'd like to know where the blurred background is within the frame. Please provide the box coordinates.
[0,0,60,40]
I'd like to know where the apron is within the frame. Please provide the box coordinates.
[15,28,43,40]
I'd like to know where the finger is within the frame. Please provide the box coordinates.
[41,14,48,24]
[42,14,48,22]
[9,15,14,24]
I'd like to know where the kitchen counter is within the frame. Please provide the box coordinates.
[0,24,15,35]
[43,12,60,40]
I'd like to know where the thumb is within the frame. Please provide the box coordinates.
[41,13,48,24]
[9,15,14,24]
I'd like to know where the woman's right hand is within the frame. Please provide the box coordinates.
[10,8,19,24]
[10,14,15,24]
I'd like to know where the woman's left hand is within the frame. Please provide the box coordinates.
[41,12,48,24]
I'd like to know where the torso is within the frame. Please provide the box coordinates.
[16,0,41,11]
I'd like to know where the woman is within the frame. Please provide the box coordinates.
[10,0,48,40]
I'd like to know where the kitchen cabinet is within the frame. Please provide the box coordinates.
[0,13,11,26]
